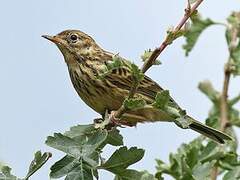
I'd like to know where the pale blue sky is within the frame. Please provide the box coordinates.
[0,1,239,180]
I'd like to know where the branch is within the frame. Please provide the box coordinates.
[220,64,231,131]
[141,0,204,73]
[114,0,205,120]
[210,19,238,180]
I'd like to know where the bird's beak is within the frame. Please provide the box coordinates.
[42,35,62,44]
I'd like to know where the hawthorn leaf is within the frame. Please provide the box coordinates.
[223,166,240,180]
[101,146,144,174]
[198,80,220,104]
[199,141,223,163]
[124,98,146,110]
[141,50,161,65]
[65,162,94,180]
[50,155,79,179]
[130,63,144,82]
[25,151,52,179]
[153,90,170,109]
[114,169,144,180]
[183,14,215,56]
[192,161,216,180]
[0,166,17,180]
[64,124,96,139]
[105,128,124,146]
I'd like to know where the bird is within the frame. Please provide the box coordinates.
[42,29,232,144]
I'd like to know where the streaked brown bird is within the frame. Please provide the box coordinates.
[42,30,232,143]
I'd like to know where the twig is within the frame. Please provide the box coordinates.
[220,64,231,131]
[142,0,204,73]
[113,0,205,120]
[210,63,232,180]
[210,21,238,180]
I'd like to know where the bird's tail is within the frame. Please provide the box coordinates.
[188,116,232,144]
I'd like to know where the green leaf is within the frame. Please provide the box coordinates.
[153,90,170,109]
[97,55,124,79]
[114,169,144,180]
[64,124,96,139]
[48,126,108,179]
[130,63,144,82]
[0,166,17,180]
[199,141,223,163]
[47,128,108,176]
[198,81,220,104]
[25,151,52,179]
[65,161,94,180]
[105,128,124,146]
[123,98,146,110]
[140,171,157,180]
[230,46,240,76]
[50,155,78,178]
[47,132,106,163]
[229,93,240,106]
[141,50,161,65]
[183,13,215,56]
[223,166,240,180]
[166,28,186,45]
[192,161,216,180]
[101,146,144,174]
[46,133,86,158]
[156,138,205,179]
[226,12,240,76]
[219,152,240,170]
[115,170,156,180]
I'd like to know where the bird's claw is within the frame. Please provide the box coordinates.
[109,111,124,127]
[94,110,125,129]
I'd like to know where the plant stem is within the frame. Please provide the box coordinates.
[210,64,231,180]
[113,0,205,120]
[220,64,231,131]
[210,22,238,180]
[141,0,204,73]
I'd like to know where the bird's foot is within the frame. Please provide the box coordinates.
[94,110,122,129]
[109,111,135,127]
[94,110,134,129]
[108,111,122,126]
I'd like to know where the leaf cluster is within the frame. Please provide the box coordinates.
[46,124,153,180]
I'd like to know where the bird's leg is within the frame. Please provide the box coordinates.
[94,110,123,129]
[94,110,111,129]
[108,111,122,125]
[109,111,135,127]
[94,110,133,129]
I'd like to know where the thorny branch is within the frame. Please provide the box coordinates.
[113,0,205,121]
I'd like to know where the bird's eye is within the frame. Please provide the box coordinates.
[69,34,78,42]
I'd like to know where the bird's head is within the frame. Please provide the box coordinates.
[42,30,101,64]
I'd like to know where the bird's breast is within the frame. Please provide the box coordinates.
[68,63,126,114]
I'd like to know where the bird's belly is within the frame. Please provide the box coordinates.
[70,73,127,114]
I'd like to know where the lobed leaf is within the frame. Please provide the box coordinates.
[130,63,144,82]
[123,98,146,110]
[0,166,17,180]
[152,90,170,109]
[183,13,215,56]
[104,128,124,146]
[223,166,240,180]
[101,146,144,174]
[198,80,220,104]
[25,151,52,179]
[141,49,161,65]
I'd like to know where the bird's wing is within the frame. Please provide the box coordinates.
[104,66,180,108]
